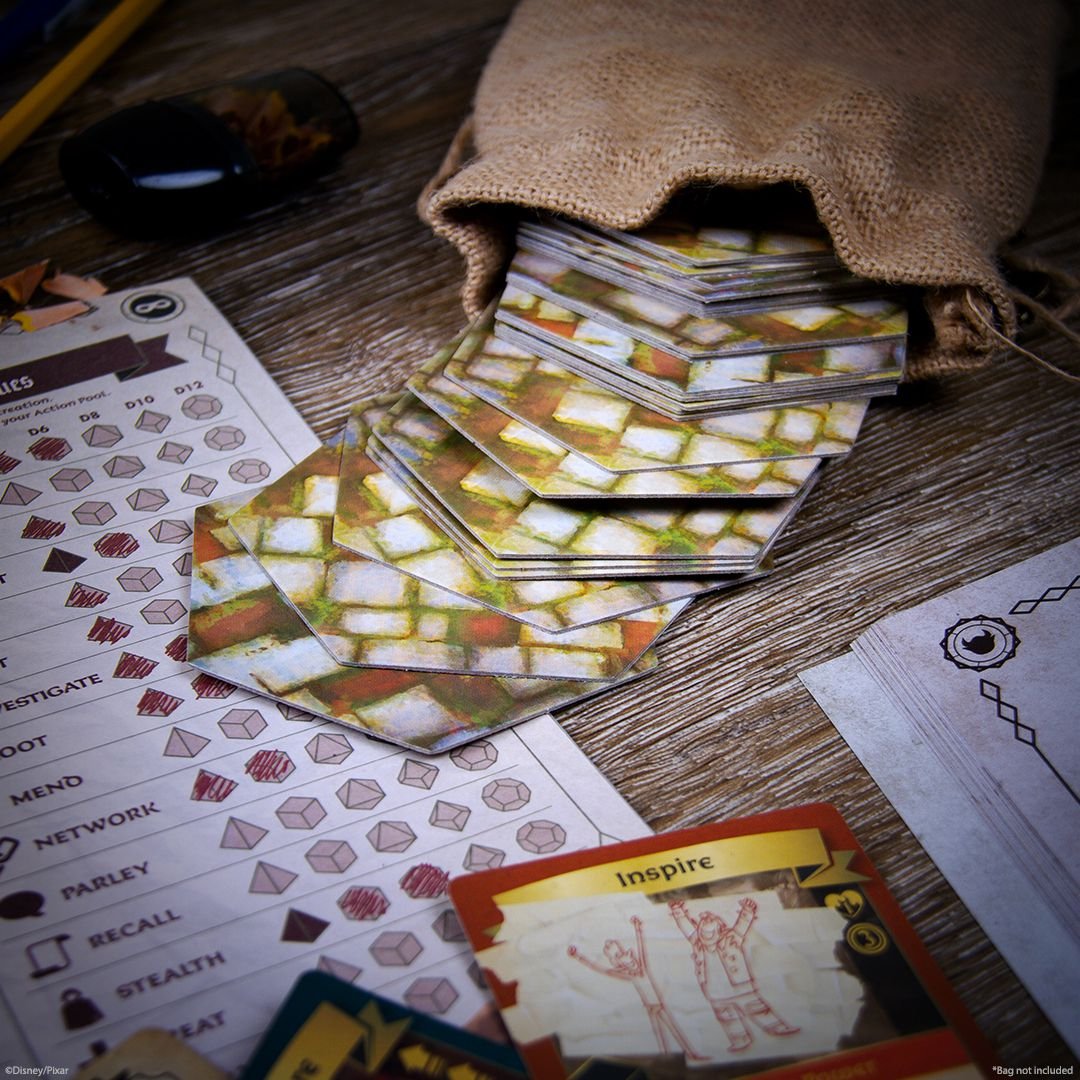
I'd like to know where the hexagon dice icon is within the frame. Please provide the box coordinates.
[182,474,217,498]
[246,749,295,783]
[229,458,271,484]
[370,931,422,967]
[338,886,388,921]
[205,425,245,451]
[50,467,92,492]
[150,519,192,544]
[404,977,457,1015]
[140,597,186,624]
[399,863,449,899]
[218,708,266,739]
[463,844,505,872]
[367,820,415,853]
[336,778,384,810]
[516,819,567,854]
[118,566,163,592]
[276,796,326,829]
[429,800,469,831]
[136,409,170,433]
[306,732,353,765]
[158,441,193,464]
[432,909,467,943]
[83,424,122,448]
[73,500,115,526]
[398,758,438,789]
[181,394,222,419]
[481,777,531,811]
[305,839,357,874]
[450,740,498,771]
[29,437,71,460]
[95,533,139,558]
[104,455,144,479]
[127,487,168,512]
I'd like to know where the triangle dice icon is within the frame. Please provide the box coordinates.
[281,908,329,943]
[163,727,210,758]
[249,862,298,895]
[42,548,86,573]
[220,817,268,850]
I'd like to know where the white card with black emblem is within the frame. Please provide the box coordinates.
[851,538,1078,925]
[800,536,1080,1054]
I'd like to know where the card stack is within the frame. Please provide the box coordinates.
[507,217,908,413]
[190,212,908,754]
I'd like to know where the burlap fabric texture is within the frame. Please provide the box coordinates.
[420,0,1063,378]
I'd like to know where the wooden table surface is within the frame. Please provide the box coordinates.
[2,0,1077,1068]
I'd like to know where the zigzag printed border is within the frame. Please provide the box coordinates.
[979,679,1079,805]
[1009,574,1080,615]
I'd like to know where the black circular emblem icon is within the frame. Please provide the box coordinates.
[121,291,184,323]
[940,615,1019,671]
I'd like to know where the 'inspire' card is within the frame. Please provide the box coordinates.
[450,805,993,1079]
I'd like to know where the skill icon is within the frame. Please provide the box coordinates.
[27,932,71,978]
[846,922,890,956]
[0,835,19,877]
[823,889,864,919]
[60,987,104,1029]
[121,290,184,322]
[0,890,44,919]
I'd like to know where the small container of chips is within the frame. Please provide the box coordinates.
[60,68,359,236]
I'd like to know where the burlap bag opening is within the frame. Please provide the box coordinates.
[420,0,1064,379]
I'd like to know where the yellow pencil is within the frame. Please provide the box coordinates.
[0,0,166,167]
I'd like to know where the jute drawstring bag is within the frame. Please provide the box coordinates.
[420,0,1065,379]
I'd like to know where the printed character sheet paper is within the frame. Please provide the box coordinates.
[0,282,650,1070]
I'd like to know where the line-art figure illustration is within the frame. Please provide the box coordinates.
[568,915,705,1061]
[670,898,799,1053]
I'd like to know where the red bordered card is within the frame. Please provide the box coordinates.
[449,804,994,1079]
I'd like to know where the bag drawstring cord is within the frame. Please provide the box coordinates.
[965,253,1080,384]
